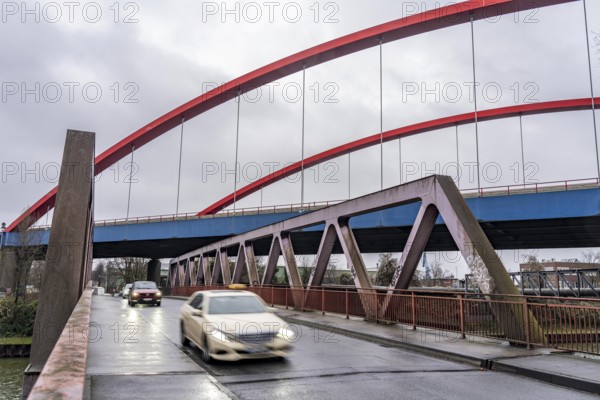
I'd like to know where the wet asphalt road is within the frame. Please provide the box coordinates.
[87,296,596,400]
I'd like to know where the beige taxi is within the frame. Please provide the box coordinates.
[179,290,295,362]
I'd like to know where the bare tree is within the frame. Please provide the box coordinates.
[92,262,106,286]
[5,215,45,304]
[375,253,398,286]
[323,259,339,284]
[410,267,423,287]
[522,254,544,272]
[105,261,122,293]
[523,254,544,288]
[580,250,600,264]
[430,260,450,279]
[111,257,148,283]
[238,258,250,284]
[338,271,354,285]
[297,255,312,285]
[28,261,44,291]
[255,256,266,284]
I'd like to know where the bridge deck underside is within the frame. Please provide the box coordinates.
[91,216,600,259]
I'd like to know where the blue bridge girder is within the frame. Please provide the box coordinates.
[3,187,600,259]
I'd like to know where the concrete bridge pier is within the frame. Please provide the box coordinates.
[0,249,18,292]
[147,259,161,286]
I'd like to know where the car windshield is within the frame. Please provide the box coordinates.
[207,296,266,315]
[135,282,157,289]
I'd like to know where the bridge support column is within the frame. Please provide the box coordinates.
[24,130,95,398]
[147,259,161,286]
[0,249,18,291]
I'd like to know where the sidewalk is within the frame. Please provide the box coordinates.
[274,307,600,395]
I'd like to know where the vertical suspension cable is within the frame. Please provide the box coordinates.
[348,153,351,199]
[175,117,185,215]
[470,14,481,191]
[379,38,384,190]
[126,144,135,219]
[455,124,460,189]
[399,138,402,184]
[233,89,241,212]
[583,0,600,179]
[301,65,306,207]
[519,114,526,187]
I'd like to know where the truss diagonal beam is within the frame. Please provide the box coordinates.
[232,245,246,284]
[263,237,281,285]
[245,243,260,286]
[390,204,439,291]
[307,224,338,288]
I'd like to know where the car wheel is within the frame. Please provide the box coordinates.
[180,322,189,346]
[201,337,211,363]
[156,302,161,307]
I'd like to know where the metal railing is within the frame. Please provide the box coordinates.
[32,200,345,229]
[460,177,600,197]
[168,285,600,355]
[467,269,600,298]
[28,177,600,230]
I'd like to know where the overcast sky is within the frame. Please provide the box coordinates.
[1,0,599,273]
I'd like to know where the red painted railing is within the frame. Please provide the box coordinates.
[169,285,600,355]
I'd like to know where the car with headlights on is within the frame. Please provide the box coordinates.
[128,281,162,307]
[179,290,295,362]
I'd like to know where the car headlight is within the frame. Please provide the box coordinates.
[210,329,235,343]
[277,328,295,341]
[156,291,162,297]
[132,292,139,297]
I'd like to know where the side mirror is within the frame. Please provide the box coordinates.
[191,309,203,317]
[266,307,277,313]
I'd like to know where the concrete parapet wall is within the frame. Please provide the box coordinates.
[27,286,93,400]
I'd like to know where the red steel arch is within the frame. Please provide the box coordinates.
[199,97,600,215]
[7,0,580,231]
